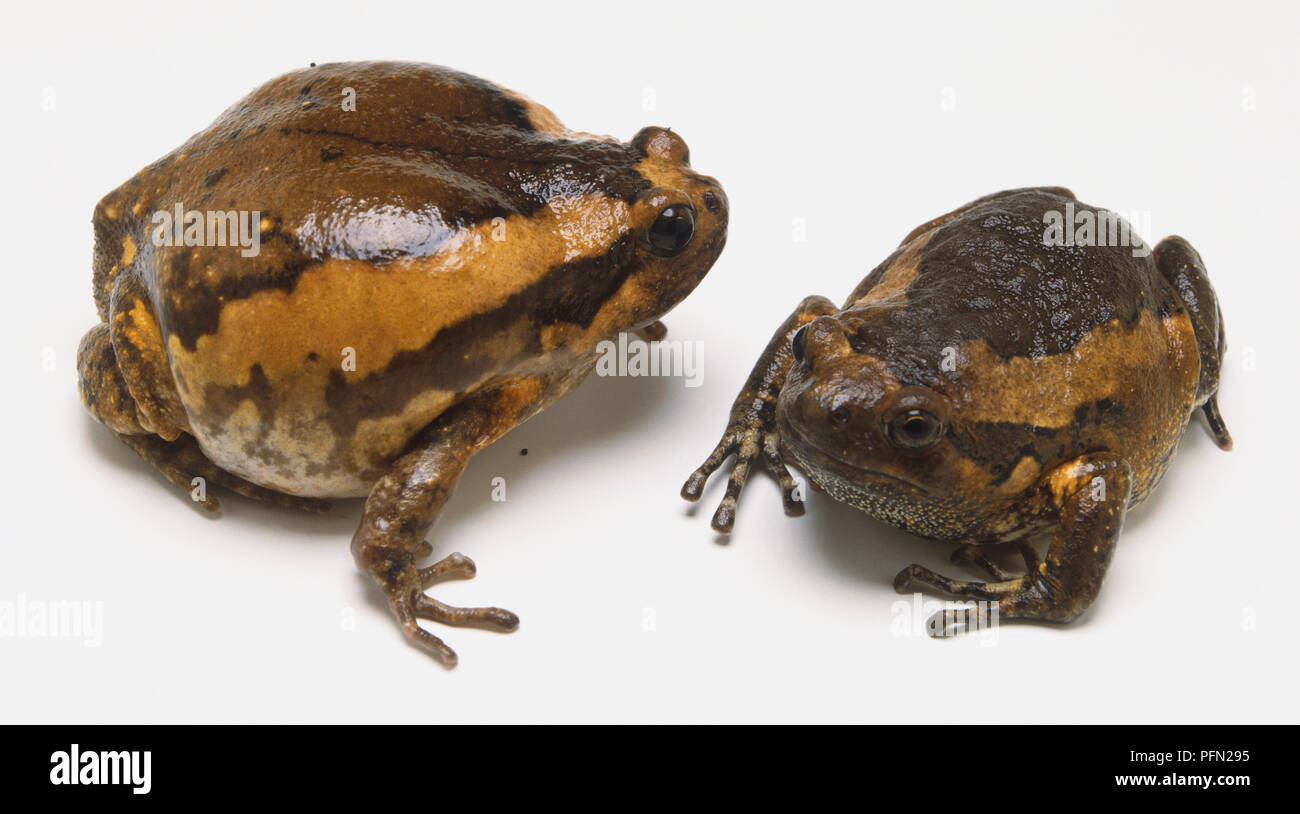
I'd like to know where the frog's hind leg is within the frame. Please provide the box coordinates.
[1154,236,1232,450]
[895,454,1131,637]
[78,322,330,514]
[350,379,559,665]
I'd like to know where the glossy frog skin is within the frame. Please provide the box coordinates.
[77,61,727,664]
[683,187,1228,634]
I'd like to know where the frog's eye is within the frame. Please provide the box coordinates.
[886,409,944,450]
[790,325,809,363]
[645,205,695,257]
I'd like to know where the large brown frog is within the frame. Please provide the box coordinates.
[683,187,1229,635]
[77,61,727,664]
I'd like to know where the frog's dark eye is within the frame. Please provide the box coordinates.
[645,205,695,257]
[887,409,944,450]
[791,325,809,363]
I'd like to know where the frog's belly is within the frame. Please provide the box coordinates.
[190,386,461,499]
[183,355,594,498]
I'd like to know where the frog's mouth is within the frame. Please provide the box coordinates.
[779,414,931,496]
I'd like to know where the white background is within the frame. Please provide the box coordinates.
[2,0,1296,723]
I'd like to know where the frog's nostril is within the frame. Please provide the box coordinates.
[830,405,851,426]
[702,189,721,213]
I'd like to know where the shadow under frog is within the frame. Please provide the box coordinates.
[76,61,728,665]
[683,187,1230,636]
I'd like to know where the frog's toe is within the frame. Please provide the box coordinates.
[681,434,739,502]
[391,602,459,666]
[710,497,739,534]
[923,603,1000,638]
[896,564,1027,638]
[419,551,477,586]
[412,553,520,631]
[762,434,806,517]
[388,585,519,667]
[680,432,753,533]
[413,594,519,632]
[708,438,763,534]
[892,563,1011,601]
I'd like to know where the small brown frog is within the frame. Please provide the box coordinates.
[683,187,1229,634]
[78,61,727,664]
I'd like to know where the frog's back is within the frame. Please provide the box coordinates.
[92,61,648,335]
[850,188,1181,357]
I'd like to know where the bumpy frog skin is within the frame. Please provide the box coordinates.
[77,61,728,664]
[683,187,1229,634]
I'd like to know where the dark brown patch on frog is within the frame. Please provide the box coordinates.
[202,167,227,187]
[955,425,1054,482]
[283,122,649,212]
[155,242,314,349]
[319,146,344,162]
[872,189,1184,372]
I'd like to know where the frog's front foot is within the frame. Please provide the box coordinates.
[680,295,839,533]
[681,410,804,534]
[366,549,519,666]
